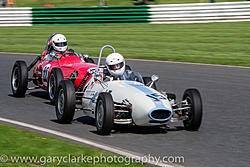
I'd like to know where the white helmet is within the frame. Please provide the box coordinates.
[106,53,125,77]
[51,34,67,52]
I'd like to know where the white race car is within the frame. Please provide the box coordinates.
[55,45,202,135]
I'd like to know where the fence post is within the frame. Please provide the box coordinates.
[1,0,7,6]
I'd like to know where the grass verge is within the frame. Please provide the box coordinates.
[0,123,143,167]
[1,22,250,66]
[13,0,245,7]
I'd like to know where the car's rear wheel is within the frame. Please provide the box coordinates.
[56,80,75,124]
[143,77,157,90]
[11,61,28,97]
[48,68,63,104]
[182,89,202,131]
[95,93,114,135]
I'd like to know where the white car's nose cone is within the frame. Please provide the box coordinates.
[106,80,173,126]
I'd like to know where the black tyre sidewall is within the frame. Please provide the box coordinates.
[49,68,64,104]
[95,93,114,135]
[56,80,75,124]
[183,89,202,131]
[11,61,28,97]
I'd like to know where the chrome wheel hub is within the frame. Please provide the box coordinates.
[97,101,104,128]
[12,67,19,91]
[57,89,65,115]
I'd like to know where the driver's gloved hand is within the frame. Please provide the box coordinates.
[50,52,56,57]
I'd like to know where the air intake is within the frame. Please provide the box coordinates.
[149,109,172,121]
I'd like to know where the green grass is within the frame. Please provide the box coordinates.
[13,0,245,7]
[0,124,143,167]
[1,22,250,66]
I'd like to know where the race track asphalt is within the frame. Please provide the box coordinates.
[0,53,250,167]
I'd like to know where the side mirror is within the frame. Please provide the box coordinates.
[148,74,159,88]
[151,74,159,83]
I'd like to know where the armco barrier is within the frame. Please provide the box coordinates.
[0,7,32,26]
[1,1,250,26]
[148,1,250,24]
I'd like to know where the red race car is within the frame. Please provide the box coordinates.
[11,33,97,103]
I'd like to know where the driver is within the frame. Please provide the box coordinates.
[105,52,144,83]
[44,33,79,60]
[51,33,68,53]
[105,53,126,81]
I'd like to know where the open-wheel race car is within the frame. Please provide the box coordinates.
[10,33,96,103]
[54,45,203,135]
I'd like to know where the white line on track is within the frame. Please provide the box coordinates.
[0,117,182,167]
[1,51,250,69]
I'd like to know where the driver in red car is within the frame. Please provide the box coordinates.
[44,33,79,61]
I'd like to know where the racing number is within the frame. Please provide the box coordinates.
[42,64,51,86]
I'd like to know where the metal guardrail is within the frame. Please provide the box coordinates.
[1,2,250,26]
[0,7,32,26]
[149,1,250,23]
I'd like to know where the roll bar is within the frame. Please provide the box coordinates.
[97,45,116,69]
[45,33,58,50]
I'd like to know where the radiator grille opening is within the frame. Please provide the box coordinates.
[150,110,171,120]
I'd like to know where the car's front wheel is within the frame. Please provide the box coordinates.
[182,89,202,131]
[11,61,28,97]
[95,92,114,135]
[48,68,63,104]
[55,80,75,124]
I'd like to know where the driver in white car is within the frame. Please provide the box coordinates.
[105,53,143,83]
[105,53,126,80]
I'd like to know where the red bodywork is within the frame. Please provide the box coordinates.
[33,51,97,90]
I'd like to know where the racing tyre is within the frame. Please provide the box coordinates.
[11,61,28,97]
[95,93,114,135]
[48,68,64,104]
[85,58,95,64]
[182,89,202,131]
[56,80,75,124]
[143,77,157,90]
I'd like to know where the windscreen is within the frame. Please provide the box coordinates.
[123,70,144,84]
